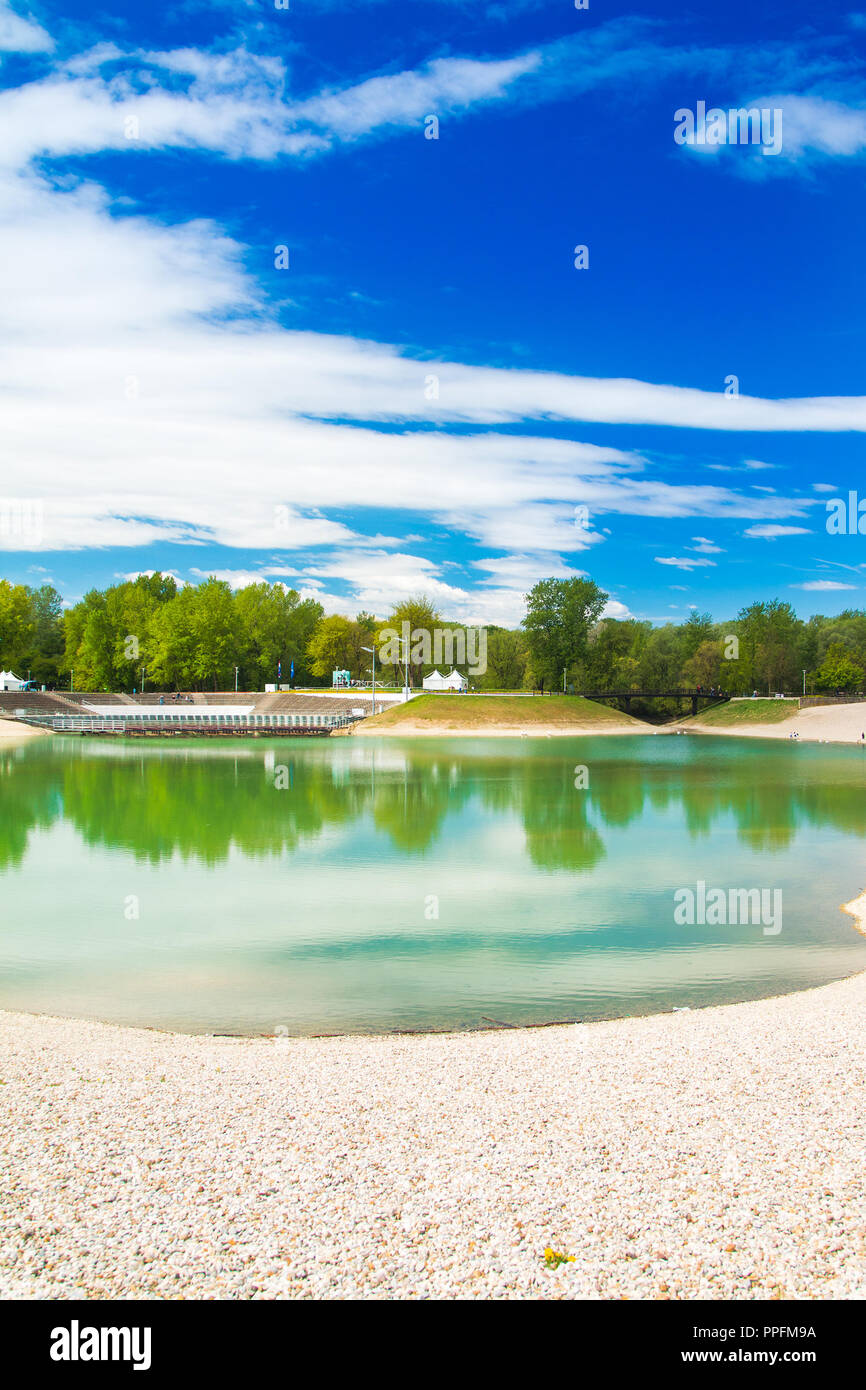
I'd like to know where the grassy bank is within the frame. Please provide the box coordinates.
[687,698,798,727]
[354,693,644,734]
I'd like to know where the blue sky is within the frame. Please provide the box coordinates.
[1,0,866,625]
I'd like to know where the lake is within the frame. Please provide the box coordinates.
[2,734,865,1034]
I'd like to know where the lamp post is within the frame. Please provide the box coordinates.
[235,666,239,693]
[361,646,376,715]
[802,669,806,696]
[399,630,410,702]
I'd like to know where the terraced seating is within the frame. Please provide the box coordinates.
[129,692,262,705]
[64,692,133,706]
[0,691,87,716]
[0,688,378,722]
[257,692,371,716]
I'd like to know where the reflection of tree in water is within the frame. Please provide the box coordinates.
[674,767,866,853]
[3,740,866,869]
[0,743,472,865]
[370,762,473,852]
[520,763,606,872]
[708,782,799,852]
[59,751,372,865]
[0,746,63,869]
[590,775,646,828]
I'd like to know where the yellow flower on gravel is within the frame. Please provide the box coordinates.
[544,1247,575,1269]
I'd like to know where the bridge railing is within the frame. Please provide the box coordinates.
[578,690,731,699]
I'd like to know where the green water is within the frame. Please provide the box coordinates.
[2,735,865,1034]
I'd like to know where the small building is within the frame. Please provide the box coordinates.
[0,670,27,692]
[332,669,351,688]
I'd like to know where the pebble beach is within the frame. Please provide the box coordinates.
[3,968,866,1301]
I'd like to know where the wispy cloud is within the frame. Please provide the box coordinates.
[654,556,717,570]
[687,536,725,554]
[744,524,811,539]
[793,579,857,590]
[0,0,52,54]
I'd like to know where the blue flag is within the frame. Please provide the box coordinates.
[290,660,294,680]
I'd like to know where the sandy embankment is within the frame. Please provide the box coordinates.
[0,717,50,744]
[3,959,866,1301]
[352,720,649,737]
[686,701,866,745]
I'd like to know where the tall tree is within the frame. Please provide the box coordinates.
[0,580,36,674]
[307,615,357,679]
[376,595,442,687]
[522,577,608,687]
[26,584,64,685]
[736,600,803,693]
[813,643,864,693]
[480,627,528,690]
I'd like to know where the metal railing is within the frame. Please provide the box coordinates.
[17,712,362,735]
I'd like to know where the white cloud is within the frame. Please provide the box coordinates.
[708,458,779,472]
[120,569,188,586]
[676,93,866,174]
[743,524,811,538]
[793,580,857,591]
[294,52,542,138]
[188,567,290,589]
[472,553,585,588]
[601,599,633,620]
[767,94,866,164]
[0,44,544,170]
[0,164,825,559]
[285,548,536,626]
[654,556,717,570]
[687,536,725,553]
[0,1,52,53]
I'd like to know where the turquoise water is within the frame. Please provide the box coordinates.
[1,734,865,1033]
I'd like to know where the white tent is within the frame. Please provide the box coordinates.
[422,669,449,691]
[0,670,27,692]
[423,668,468,692]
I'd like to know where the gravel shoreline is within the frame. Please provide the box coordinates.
[3,970,866,1301]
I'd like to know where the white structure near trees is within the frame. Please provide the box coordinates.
[0,670,27,691]
[422,668,468,692]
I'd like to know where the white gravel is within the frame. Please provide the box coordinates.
[3,974,866,1301]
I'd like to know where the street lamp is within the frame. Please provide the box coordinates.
[361,646,376,715]
[235,666,239,693]
[398,630,411,702]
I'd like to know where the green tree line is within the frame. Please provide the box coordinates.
[2,570,866,694]
[522,580,866,697]
[0,580,64,685]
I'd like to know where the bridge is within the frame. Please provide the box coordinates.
[580,690,731,718]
